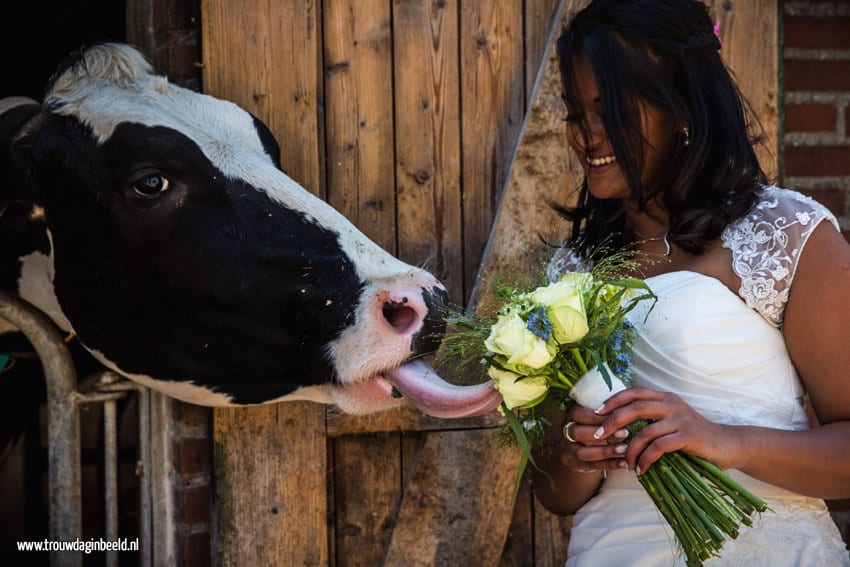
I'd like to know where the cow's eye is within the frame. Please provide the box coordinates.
[130,173,170,197]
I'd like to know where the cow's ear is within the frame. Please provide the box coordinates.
[0,98,42,203]
[248,113,283,170]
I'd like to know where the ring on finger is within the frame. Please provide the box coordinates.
[563,421,578,443]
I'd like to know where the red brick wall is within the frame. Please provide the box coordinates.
[783,1,850,242]
[171,401,212,567]
[783,0,850,546]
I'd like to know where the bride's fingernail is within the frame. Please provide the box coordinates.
[614,429,629,439]
[614,444,627,454]
[593,426,604,439]
[636,465,642,475]
[594,403,605,414]
[618,460,628,469]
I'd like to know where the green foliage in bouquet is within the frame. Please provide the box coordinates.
[440,248,654,473]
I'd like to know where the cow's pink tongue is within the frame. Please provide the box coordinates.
[387,359,503,418]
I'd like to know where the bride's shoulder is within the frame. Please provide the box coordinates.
[739,185,837,227]
[721,184,841,327]
[724,185,838,245]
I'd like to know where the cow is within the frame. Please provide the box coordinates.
[0,43,502,419]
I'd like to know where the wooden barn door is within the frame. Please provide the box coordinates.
[201,1,777,565]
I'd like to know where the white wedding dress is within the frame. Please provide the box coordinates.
[548,187,850,566]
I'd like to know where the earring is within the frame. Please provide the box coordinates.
[682,126,690,147]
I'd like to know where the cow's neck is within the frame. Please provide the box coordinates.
[1,207,73,334]
[19,251,74,334]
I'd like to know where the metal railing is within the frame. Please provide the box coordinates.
[0,291,152,566]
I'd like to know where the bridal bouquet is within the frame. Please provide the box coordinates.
[441,255,769,567]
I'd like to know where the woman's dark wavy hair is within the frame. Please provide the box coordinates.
[553,0,768,257]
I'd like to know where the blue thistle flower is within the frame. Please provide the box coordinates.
[612,352,632,375]
[526,307,552,340]
[609,330,624,351]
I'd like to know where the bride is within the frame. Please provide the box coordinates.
[531,0,850,565]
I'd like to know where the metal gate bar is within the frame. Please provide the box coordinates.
[0,291,153,566]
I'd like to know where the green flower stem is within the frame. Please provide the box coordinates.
[639,469,697,551]
[570,348,589,375]
[687,455,769,514]
[639,465,708,566]
[555,370,576,390]
[658,458,723,548]
[671,453,746,533]
[674,465,739,539]
[686,458,757,517]
[621,418,771,567]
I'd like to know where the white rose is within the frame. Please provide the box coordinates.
[529,275,590,343]
[488,367,549,410]
[485,312,555,370]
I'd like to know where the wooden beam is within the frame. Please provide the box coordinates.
[709,0,780,178]
[468,0,580,312]
[383,429,520,566]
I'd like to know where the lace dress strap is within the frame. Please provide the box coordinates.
[546,246,592,282]
[721,186,839,328]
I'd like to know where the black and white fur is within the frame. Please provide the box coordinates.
[0,44,500,417]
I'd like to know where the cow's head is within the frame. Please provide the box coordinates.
[0,43,501,417]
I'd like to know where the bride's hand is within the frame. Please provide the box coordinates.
[556,404,630,473]
[592,387,738,474]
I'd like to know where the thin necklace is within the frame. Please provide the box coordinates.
[634,229,672,257]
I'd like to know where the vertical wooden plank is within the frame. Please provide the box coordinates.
[464,1,577,563]
[384,430,521,566]
[709,0,780,178]
[382,4,536,563]
[332,433,401,567]
[202,0,324,199]
[524,0,565,104]
[468,1,576,311]
[322,3,402,566]
[393,0,464,302]
[392,2,465,553]
[213,405,327,566]
[460,1,526,303]
[499,3,566,563]
[201,2,328,566]
[324,0,396,250]
[499,477,534,566]
[531,497,572,566]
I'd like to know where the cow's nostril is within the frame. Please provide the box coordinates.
[383,300,419,334]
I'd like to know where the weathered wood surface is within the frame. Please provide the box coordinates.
[326,406,504,438]
[382,429,519,567]
[213,404,328,566]
[459,1,526,300]
[202,0,325,199]
[709,0,780,179]
[469,0,585,312]
[325,0,396,251]
[203,0,777,564]
[393,0,464,301]
[322,4,402,564]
